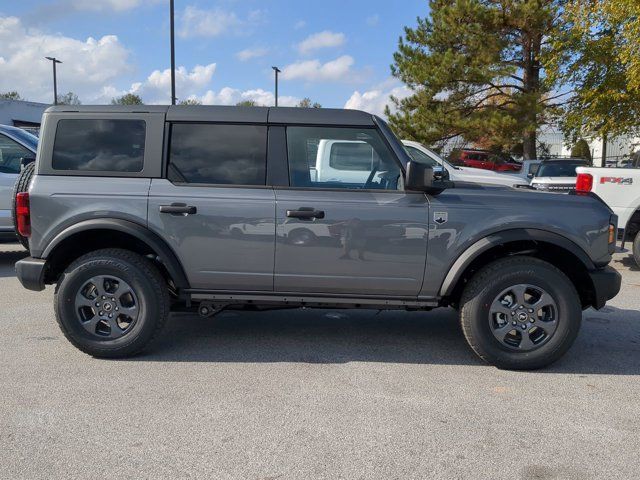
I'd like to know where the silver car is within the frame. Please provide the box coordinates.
[0,125,38,239]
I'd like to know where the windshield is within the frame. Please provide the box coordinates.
[4,127,38,152]
[404,144,456,169]
[536,162,586,177]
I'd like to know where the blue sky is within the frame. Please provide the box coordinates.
[0,0,429,113]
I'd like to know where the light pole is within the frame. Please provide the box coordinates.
[45,57,62,105]
[170,0,177,105]
[272,66,281,107]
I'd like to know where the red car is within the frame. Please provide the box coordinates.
[458,149,522,172]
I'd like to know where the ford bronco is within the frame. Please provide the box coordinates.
[14,105,621,369]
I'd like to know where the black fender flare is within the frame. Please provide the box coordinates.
[439,228,595,297]
[42,218,190,290]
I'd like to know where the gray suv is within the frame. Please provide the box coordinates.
[15,105,621,369]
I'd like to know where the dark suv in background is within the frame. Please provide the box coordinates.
[13,105,620,369]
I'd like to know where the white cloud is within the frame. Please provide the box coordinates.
[179,6,265,38]
[0,16,131,103]
[70,0,146,11]
[344,80,412,117]
[281,55,354,82]
[200,88,299,107]
[129,64,217,103]
[294,20,306,30]
[366,15,380,27]
[297,30,346,55]
[236,47,269,62]
[179,6,239,38]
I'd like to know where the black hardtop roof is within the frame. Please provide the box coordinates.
[45,105,377,126]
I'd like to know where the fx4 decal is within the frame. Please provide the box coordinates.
[600,177,633,185]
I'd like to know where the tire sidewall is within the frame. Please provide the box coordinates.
[56,255,160,353]
[633,231,640,268]
[464,261,581,368]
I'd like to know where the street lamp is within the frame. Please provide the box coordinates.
[170,0,177,105]
[272,66,281,107]
[45,57,62,105]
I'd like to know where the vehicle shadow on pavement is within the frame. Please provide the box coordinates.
[135,306,640,375]
[615,255,639,272]
[0,248,27,278]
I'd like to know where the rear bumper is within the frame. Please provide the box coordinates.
[589,266,621,310]
[15,257,46,291]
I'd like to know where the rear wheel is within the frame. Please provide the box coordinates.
[11,162,35,251]
[633,231,640,268]
[54,248,170,358]
[459,256,582,370]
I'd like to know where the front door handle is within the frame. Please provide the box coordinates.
[159,203,197,215]
[286,207,325,220]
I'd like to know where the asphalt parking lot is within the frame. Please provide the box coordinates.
[0,242,638,480]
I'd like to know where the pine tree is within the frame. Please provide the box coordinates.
[387,0,563,159]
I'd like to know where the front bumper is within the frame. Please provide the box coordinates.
[589,266,621,310]
[15,257,46,291]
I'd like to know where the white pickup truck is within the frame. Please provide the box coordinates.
[576,166,640,266]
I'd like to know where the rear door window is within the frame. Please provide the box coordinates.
[168,124,267,186]
[52,119,145,172]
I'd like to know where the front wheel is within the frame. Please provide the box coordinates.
[54,249,170,358]
[459,256,582,370]
[633,231,640,268]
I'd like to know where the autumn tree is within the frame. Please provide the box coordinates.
[0,91,22,100]
[57,92,81,105]
[111,93,144,105]
[297,98,322,108]
[548,0,640,163]
[387,0,563,159]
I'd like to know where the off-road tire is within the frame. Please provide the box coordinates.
[459,256,582,370]
[633,231,640,268]
[54,248,170,358]
[11,162,35,251]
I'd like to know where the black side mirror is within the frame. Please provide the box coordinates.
[405,160,453,194]
[405,160,434,192]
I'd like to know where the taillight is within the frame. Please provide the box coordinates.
[15,192,31,237]
[575,173,593,193]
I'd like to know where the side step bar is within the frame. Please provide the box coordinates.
[183,289,440,310]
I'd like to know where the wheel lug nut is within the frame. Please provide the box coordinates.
[99,311,104,316]
[528,309,534,313]
[519,305,524,309]
[102,296,106,300]
[115,307,119,311]
[108,314,113,318]
[95,302,100,307]
[521,324,527,330]
[512,321,517,326]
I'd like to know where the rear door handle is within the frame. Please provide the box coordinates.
[159,203,197,215]
[286,207,325,220]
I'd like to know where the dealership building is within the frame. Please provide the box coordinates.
[0,99,49,134]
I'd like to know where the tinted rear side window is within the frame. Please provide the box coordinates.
[168,124,267,185]
[52,119,145,172]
